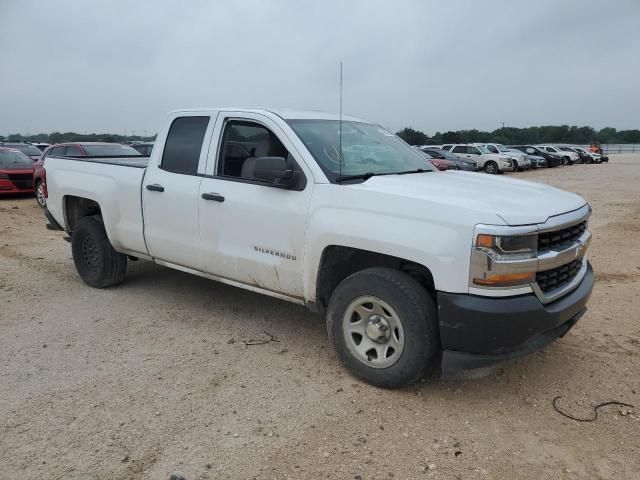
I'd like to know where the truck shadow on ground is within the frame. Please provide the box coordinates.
[115,259,598,399]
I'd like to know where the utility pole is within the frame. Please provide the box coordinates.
[501,122,506,129]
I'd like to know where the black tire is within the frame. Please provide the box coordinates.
[35,181,46,208]
[484,161,498,174]
[326,267,439,389]
[71,215,127,288]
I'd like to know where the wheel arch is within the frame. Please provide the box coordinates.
[313,245,436,313]
[63,195,103,233]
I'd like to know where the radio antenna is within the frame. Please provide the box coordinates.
[339,61,343,180]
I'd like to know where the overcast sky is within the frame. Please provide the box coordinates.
[1,0,639,136]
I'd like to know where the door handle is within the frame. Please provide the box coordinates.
[201,192,225,202]
[146,184,164,192]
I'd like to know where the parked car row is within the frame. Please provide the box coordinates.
[0,141,147,205]
[415,142,607,173]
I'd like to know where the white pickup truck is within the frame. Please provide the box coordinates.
[43,108,594,388]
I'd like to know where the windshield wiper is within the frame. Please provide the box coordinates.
[336,169,430,183]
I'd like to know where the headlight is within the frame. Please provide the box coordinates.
[470,233,538,287]
[476,234,537,256]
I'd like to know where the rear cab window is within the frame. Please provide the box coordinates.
[161,116,210,175]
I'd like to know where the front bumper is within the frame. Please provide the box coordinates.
[498,161,516,172]
[437,261,594,380]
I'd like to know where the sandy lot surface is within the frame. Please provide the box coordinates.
[1,155,639,480]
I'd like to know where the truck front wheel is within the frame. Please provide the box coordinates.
[327,267,439,388]
[484,161,498,174]
[71,216,127,288]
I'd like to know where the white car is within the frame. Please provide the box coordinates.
[43,107,594,388]
[537,145,579,165]
[476,143,531,171]
[442,143,516,174]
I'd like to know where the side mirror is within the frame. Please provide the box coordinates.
[253,156,299,188]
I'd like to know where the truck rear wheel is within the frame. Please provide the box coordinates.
[71,216,127,288]
[327,267,439,388]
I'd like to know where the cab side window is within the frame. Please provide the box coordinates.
[48,146,66,157]
[217,120,302,184]
[452,146,466,154]
[161,116,210,175]
[487,145,498,153]
[65,146,81,156]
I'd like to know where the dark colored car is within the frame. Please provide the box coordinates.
[0,148,35,196]
[420,147,479,171]
[527,155,548,168]
[33,142,141,208]
[131,142,154,155]
[509,145,563,168]
[0,142,43,161]
[560,146,591,164]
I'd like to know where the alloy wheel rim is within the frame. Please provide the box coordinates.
[342,295,404,369]
[36,183,46,206]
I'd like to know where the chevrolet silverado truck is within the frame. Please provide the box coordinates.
[43,108,594,388]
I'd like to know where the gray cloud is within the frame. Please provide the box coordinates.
[1,0,638,136]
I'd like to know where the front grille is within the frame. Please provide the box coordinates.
[536,259,583,293]
[538,221,587,251]
[8,173,33,189]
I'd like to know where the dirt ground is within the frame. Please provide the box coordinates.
[1,156,639,480]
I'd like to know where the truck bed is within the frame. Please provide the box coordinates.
[45,155,150,258]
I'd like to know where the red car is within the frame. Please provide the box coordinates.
[33,142,141,208]
[0,148,35,196]
[428,157,457,171]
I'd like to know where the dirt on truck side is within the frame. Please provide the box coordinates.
[1,155,640,480]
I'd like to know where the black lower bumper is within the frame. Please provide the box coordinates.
[437,262,594,380]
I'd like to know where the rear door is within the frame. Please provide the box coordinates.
[197,112,313,298]
[451,145,472,159]
[142,114,216,268]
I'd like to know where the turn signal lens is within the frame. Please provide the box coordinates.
[476,234,494,249]
[473,272,535,287]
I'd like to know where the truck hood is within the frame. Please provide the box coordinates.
[351,171,587,225]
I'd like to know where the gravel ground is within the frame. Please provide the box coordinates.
[1,155,639,480]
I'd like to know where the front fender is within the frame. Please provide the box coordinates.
[302,206,474,302]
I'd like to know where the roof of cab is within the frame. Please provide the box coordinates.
[168,107,370,123]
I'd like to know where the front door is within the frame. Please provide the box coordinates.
[197,113,313,298]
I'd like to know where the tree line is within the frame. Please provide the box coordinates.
[2,125,640,146]
[395,125,640,146]
[0,132,157,144]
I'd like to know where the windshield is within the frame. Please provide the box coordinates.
[82,144,141,156]
[496,144,511,153]
[476,145,491,154]
[5,144,41,156]
[0,150,34,169]
[287,120,433,181]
